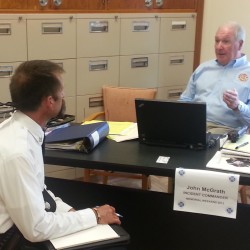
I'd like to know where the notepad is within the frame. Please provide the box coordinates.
[222,134,250,154]
[51,224,119,250]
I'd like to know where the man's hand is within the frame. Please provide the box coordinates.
[93,205,121,225]
[223,88,239,110]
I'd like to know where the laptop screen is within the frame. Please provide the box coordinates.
[135,99,207,149]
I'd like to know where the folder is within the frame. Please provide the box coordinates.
[45,122,109,153]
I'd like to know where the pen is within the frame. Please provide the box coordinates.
[95,206,123,218]
[235,141,249,150]
[115,213,123,218]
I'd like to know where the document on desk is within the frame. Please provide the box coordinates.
[174,168,239,219]
[50,224,119,249]
[206,150,250,175]
[84,120,138,142]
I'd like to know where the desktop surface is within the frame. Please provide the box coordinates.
[45,138,250,185]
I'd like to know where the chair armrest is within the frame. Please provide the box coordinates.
[83,111,105,122]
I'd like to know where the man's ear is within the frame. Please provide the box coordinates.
[239,40,244,50]
[43,96,54,109]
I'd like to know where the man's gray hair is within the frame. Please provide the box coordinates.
[219,21,246,42]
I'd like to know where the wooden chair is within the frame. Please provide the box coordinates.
[83,85,157,190]
[239,185,248,204]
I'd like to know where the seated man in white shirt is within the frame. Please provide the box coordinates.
[0,60,121,249]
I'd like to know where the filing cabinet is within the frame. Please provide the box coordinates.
[77,14,120,58]
[120,14,160,55]
[76,94,104,123]
[0,62,23,102]
[159,13,196,53]
[0,12,196,120]
[0,15,27,62]
[157,85,186,100]
[119,54,158,88]
[27,14,76,60]
[158,13,196,96]
[0,1,203,180]
[158,52,194,87]
[77,56,119,96]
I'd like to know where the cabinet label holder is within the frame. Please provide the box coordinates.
[132,21,150,32]
[0,23,11,35]
[0,66,13,78]
[42,23,63,34]
[131,57,148,68]
[171,21,187,31]
[89,96,103,108]
[89,60,108,71]
[89,21,109,33]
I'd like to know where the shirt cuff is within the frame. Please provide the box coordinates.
[77,208,97,229]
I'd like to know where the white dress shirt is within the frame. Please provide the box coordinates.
[0,111,97,242]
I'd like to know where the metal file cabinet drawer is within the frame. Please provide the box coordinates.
[51,59,76,98]
[77,14,120,58]
[120,14,160,55]
[27,14,76,60]
[0,15,27,62]
[157,85,186,101]
[119,54,158,88]
[76,94,104,123]
[0,62,23,103]
[158,52,194,87]
[159,13,196,53]
[77,56,119,95]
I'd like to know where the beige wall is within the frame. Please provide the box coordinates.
[200,0,250,63]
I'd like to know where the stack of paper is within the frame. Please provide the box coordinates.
[207,134,250,174]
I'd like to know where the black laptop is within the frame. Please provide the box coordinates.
[135,99,211,149]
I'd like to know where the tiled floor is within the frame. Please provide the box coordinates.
[87,174,250,204]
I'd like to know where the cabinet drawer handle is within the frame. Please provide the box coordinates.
[133,21,149,32]
[168,90,183,99]
[89,96,103,108]
[0,66,13,77]
[170,56,184,65]
[42,23,63,34]
[131,57,148,68]
[89,60,108,71]
[171,21,187,30]
[89,21,108,33]
[0,23,11,35]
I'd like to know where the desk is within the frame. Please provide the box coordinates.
[45,139,250,185]
[46,177,250,250]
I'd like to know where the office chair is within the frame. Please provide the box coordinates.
[83,85,157,190]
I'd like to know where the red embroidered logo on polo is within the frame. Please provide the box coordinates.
[238,73,249,82]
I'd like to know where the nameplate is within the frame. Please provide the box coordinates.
[173,168,239,219]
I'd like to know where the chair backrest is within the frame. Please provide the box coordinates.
[102,86,157,122]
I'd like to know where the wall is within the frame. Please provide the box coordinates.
[200,0,250,63]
